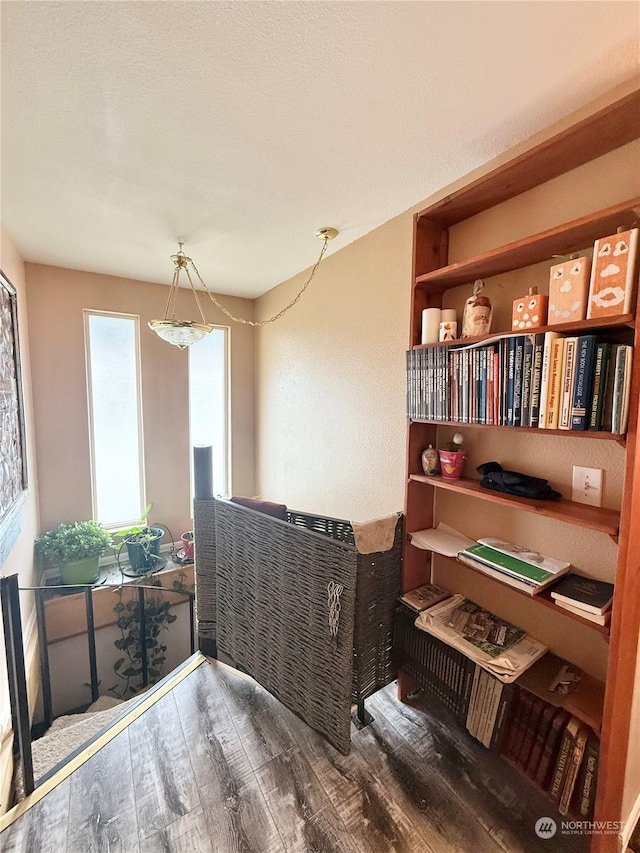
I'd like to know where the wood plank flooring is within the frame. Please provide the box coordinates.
[1,659,589,853]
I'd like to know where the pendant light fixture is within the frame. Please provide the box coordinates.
[149,228,338,349]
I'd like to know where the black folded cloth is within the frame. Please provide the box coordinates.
[477,461,562,501]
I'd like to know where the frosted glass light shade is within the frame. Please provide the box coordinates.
[148,319,213,349]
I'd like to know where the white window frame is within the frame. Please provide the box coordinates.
[188,324,231,501]
[84,309,147,528]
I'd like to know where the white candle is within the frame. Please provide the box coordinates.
[421,308,442,344]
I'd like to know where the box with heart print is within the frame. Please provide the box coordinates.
[548,255,591,325]
[587,227,639,319]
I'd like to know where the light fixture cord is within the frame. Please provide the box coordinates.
[188,235,330,326]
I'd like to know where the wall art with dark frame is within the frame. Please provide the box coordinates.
[0,269,28,567]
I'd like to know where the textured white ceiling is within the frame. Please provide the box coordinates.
[2,1,639,298]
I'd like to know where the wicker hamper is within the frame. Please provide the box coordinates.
[194,497,402,754]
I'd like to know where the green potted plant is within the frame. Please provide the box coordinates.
[113,506,165,574]
[35,521,113,584]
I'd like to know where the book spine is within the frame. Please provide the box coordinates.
[613,345,633,434]
[526,705,556,779]
[489,683,514,752]
[574,736,599,819]
[559,337,578,430]
[482,676,503,748]
[466,665,482,737]
[560,727,588,816]
[520,334,534,428]
[507,337,517,426]
[570,336,597,430]
[528,333,545,427]
[517,698,545,768]
[588,343,610,431]
[536,710,569,790]
[538,332,559,429]
[512,336,525,427]
[546,337,565,429]
[550,719,577,803]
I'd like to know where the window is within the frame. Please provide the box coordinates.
[85,311,145,527]
[189,327,229,498]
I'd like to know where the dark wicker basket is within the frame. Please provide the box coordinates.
[194,498,402,754]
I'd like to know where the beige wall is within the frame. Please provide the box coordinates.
[0,228,41,812]
[25,264,255,538]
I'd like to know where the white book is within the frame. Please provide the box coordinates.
[481,676,504,748]
[466,665,482,737]
[554,600,611,626]
[537,331,560,428]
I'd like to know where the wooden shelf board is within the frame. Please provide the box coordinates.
[414,89,640,228]
[410,419,625,442]
[408,474,620,536]
[517,653,605,735]
[415,198,640,290]
[412,314,635,350]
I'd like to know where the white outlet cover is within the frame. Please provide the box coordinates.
[572,466,603,506]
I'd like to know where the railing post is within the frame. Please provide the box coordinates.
[35,588,53,728]
[189,594,195,656]
[1,575,35,794]
[84,587,99,704]
[138,586,148,687]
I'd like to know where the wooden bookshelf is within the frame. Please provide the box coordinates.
[415,198,640,290]
[401,88,640,852]
[408,474,620,536]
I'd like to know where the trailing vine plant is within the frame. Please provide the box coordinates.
[109,572,193,699]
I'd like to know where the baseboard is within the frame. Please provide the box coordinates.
[0,607,41,816]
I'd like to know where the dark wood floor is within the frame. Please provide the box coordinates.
[1,659,588,853]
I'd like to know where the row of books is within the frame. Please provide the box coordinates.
[502,689,598,819]
[406,332,633,434]
[394,599,598,818]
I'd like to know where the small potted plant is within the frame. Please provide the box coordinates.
[35,521,112,585]
[113,506,165,574]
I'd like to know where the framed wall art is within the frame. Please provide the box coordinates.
[0,269,28,565]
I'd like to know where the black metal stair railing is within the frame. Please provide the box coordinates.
[0,574,196,801]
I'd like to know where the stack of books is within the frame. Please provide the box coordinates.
[550,574,614,626]
[458,537,571,595]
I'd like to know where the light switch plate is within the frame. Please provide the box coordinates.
[572,466,603,506]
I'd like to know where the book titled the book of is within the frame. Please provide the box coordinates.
[550,573,614,615]
[400,583,451,612]
[571,335,597,430]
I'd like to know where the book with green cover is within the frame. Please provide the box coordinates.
[462,543,557,584]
